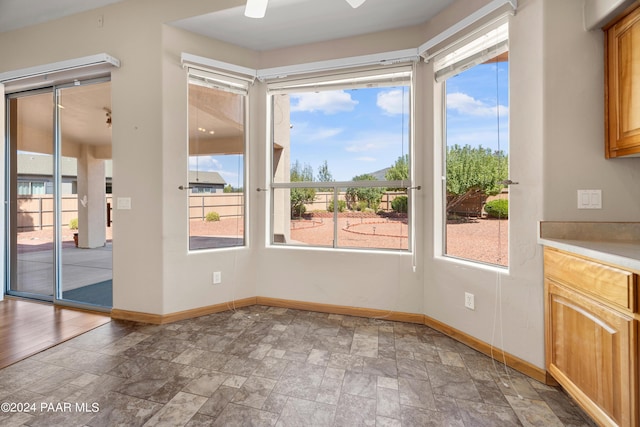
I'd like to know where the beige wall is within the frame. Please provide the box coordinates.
[542,0,640,221]
[1,0,639,369]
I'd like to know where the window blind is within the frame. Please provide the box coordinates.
[0,53,120,94]
[266,64,413,94]
[187,67,250,96]
[181,52,255,95]
[433,21,509,83]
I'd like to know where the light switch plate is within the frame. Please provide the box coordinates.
[117,197,131,210]
[577,190,601,209]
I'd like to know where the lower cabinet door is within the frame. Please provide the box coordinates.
[545,279,637,427]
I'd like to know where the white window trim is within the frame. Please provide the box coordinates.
[267,64,415,252]
[435,23,510,269]
[419,0,516,59]
[185,59,250,252]
[0,53,120,94]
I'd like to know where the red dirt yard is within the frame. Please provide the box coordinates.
[188,215,508,266]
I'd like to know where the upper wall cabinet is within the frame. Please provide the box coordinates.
[605,3,640,158]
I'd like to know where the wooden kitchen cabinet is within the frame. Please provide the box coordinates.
[544,248,639,427]
[605,3,640,158]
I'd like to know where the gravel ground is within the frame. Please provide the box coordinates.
[446,219,508,266]
[190,216,508,265]
[18,217,508,266]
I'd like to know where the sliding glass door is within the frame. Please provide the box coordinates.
[5,79,113,309]
[7,90,55,299]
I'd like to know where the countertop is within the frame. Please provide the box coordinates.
[538,221,640,271]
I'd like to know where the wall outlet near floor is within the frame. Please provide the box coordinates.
[464,292,475,310]
[213,271,222,284]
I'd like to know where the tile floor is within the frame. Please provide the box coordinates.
[0,305,596,426]
[15,244,112,295]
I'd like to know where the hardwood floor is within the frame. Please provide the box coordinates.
[0,298,111,369]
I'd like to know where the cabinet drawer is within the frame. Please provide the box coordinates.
[544,249,636,312]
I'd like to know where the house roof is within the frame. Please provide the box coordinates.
[188,170,226,186]
[17,153,225,185]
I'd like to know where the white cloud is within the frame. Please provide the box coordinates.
[355,156,376,162]
[292,122,344,142]
[447,92,508,117]
[291,91,358,114]
[189,156,222,171]
[377,89,408,115]
[346,143,379,153]
[344,131,400,153]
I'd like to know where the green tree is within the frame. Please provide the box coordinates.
[385,154,409,191]
[446,144,508,214]
[346,174,385,211]
[290,161,316,218]
[223,184,243,193]
[316,160,334,191]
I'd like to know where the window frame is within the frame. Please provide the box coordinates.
[266,64,416,252]
[435,20,510,269]
[185,66,251,252]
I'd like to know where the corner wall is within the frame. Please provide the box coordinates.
[542,0,640,221]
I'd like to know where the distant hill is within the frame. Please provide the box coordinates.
[368,167,389,181]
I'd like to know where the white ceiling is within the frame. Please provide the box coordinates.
[171,0,455,51]
[0,0,455,51]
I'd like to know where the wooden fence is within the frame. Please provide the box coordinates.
[17,190,411,230]
[17,195,113,231]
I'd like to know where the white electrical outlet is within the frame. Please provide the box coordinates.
[213,271,222,284]
[465,292,475,310]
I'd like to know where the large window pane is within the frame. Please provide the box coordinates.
[8,91,55,298]
[270,68,412,251]
[188,79,246,250]
[188,80,246,250]
[442,41,509,267]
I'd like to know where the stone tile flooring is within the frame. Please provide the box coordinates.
[0,305,596,426]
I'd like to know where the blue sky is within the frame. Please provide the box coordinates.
[446,61,509,153]
[286,61,508,182]
[288,86,410,182]
[191,60,509,186]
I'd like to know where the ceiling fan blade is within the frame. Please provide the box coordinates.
[345,0,366,8]
[245,0,268,18]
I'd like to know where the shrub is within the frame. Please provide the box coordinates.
[391,196,408,213]
[290,161,316,219]
[446,144,508,214]
[69,218,78,230]
[346,174,384,211]
[292,204,306,217]
[356,200,369,212]
[484,199,508,219]
[328,199,346,213]
[205,211,220,222]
